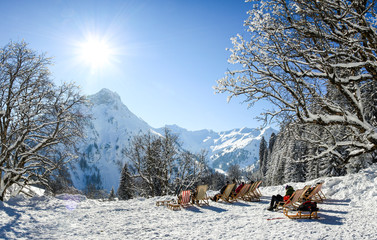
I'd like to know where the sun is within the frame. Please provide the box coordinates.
[77,35,115,70]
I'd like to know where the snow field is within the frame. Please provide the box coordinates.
[1,164,377,239]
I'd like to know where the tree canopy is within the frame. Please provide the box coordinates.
[0,41,86,201]
[215,0,377,164]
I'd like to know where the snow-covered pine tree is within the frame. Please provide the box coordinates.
[117,163,134,200]
[272,158,286,186]
[284,157,306,183]
[264,129,294,185]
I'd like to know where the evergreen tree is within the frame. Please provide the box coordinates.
[284,158,306,183]
[109,187,116,201]
[268,133,276,153]
[259,137,268,177]
[272,159,286,186]
[118,163,134,200]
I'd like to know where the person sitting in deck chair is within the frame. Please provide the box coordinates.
[305,182,321,197]
[211,181,229,202]
[267,185,295,211]
[235,182,245,194]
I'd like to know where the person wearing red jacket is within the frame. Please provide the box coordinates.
[235,182,245,194]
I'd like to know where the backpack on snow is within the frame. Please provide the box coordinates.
[297,201,319,213]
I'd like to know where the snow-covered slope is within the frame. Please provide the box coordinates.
[2,164,377,239]
[73,89,277,192]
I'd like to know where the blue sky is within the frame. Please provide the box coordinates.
[1,0,271,132]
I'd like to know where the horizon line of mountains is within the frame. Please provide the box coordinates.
[71,88,278,192]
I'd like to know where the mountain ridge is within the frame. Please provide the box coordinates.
[71,88,278,192]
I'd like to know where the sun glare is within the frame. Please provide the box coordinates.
[77,35,115,71]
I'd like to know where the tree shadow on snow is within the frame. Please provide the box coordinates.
[0,205,24,239]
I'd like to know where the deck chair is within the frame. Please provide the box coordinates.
[192,185,209,206]
[253,180,263,198]
[167,190,192,210]
[231,184,251,201]
[282,191,320,219]
[243,181,262,202]
[303,182,326,203]
[215,183,236,203]
[276,188,305,211]
[242,181,257,201]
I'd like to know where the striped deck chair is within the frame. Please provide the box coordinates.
[243,181,262,202]
[167,190,192,210]
[231,184,251,201]
[179,190,192,207]
[253,181,263,198]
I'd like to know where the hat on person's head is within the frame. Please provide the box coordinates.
[285,185,290,189]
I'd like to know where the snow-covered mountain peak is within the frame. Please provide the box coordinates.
[72,89,278,192]
[89,88,122,106]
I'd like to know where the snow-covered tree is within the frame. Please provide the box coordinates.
[284,157,306,183]
[124,132,160,197]
[124,128,207,197]
[215,0,377,166]
[174,150,207,195]
[227,164,242,183]
[0,41,86,201]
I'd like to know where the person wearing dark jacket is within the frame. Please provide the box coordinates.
[211,181,229,202]
[267,185,295,211]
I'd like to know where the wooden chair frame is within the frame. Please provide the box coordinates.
[192,185,210,206]
[303,182,326,203]
[217,183,236,203]
[167,190,192,210]
[231,183,251,201]
[243,181,262,202]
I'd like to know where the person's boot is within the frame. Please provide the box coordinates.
[267,206,274,211]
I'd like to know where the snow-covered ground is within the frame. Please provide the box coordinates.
[1,164,377,240]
